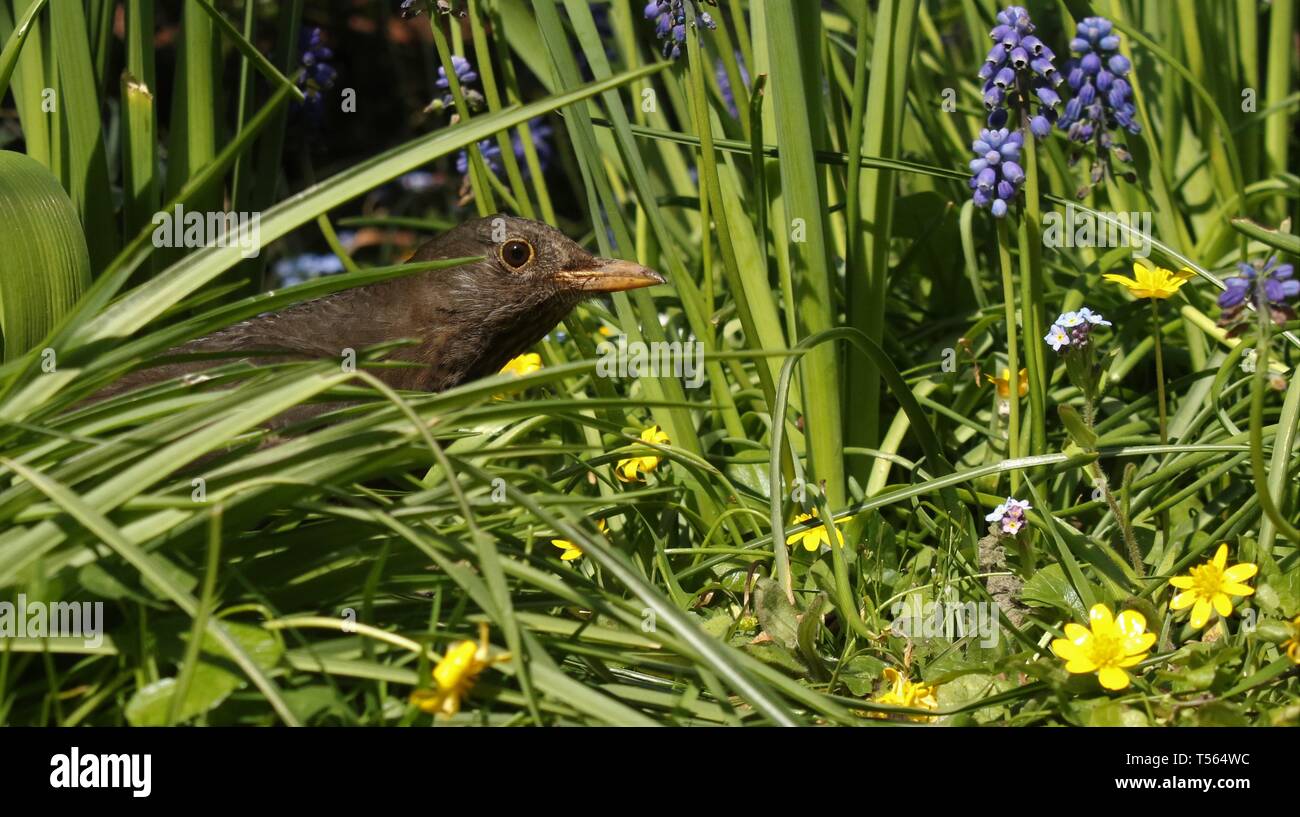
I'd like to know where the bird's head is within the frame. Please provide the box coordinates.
[418,214,664,305]
[404,215,664,386]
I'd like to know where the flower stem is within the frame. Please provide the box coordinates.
[996,218,1020,493]
[1017,108,1047,457]
[1150,299,1169,444]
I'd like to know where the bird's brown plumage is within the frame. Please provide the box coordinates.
[97,215,662,413]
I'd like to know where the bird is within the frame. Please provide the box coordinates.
[97,215,664,415]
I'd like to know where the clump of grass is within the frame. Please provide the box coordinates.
[0,0,1296,727]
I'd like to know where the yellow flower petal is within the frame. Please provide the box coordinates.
[1066,655,1100,674]
[1190,597,1212,629]
[1097,666,1131,690]
[1170,590,1196,610]
[1223,563,1258,582]
[1063,622,1091,641]
[1168,575,1194,589]
[1088,603,1114,631]
[1115,609,1147,637]
[1212,593,1233,618]
[1220,582,1254,597]
[1211,544,1228,569]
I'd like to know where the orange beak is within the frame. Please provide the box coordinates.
[554,257,665,293]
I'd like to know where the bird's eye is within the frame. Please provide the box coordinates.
[499,239,534,269]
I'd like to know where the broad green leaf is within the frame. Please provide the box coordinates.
[0,151,91,360]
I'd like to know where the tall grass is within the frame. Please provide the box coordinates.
[0,0,1296,726]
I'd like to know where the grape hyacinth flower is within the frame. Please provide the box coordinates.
[293,28,336,126]
[643,0,717,60]
[986,497,1031,536]
[1055,16,1139,192]
[456,118,554,180]
[978,5,1062,138]
[968,128,1025,217]
[432,55,483,112]
[1218,255,1299,331]
[716,52,750,119]
[1057,17,1140,140]
[273,253,345,287]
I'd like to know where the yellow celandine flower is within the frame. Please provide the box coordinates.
[550,519,608,562]
[1102,260,1195,300]
[500,353,543,377]
[410,622,510,717]
[1168,544,1257,629]
[785,507,845,552]
[869,667,939,721]
[1051,603,1156,691]
[616,425,670,482]
[1284,616,1300,665]
[986,367,1029,398]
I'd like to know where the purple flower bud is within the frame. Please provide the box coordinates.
[1030,114,1051,138]
[1001,161,1025,184]
[994,66,1016,87]
[1036,86,1061,107]
[1010,47,1029,68]
[1108,54,1131,74]
[1081,52,1101,74]
[976,167,997,190]
[1095,69,1114,92]
[991,198,1008,217]
[998,180,1016,199]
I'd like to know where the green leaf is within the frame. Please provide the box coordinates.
[0,151,91,360]
[124,619,284,726]
[1230,218,1300,255]
[754,577,800,650]
[1058,405,1098,451]
[1021,564,1086,618]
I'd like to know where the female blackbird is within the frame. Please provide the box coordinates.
[104,215,663,401]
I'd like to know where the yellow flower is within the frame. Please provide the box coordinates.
[1102,260,1195,300]
[1284,616,1300,665]
[500,353,542,377]
[616,425,670,482]
[1168,544,1257,629]
[785,508,845,552]
[869,667,939,721]
[410,622,509,717]
[985,367,1028,399]
[550,519,607,562]
[1051,603,1156,691]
